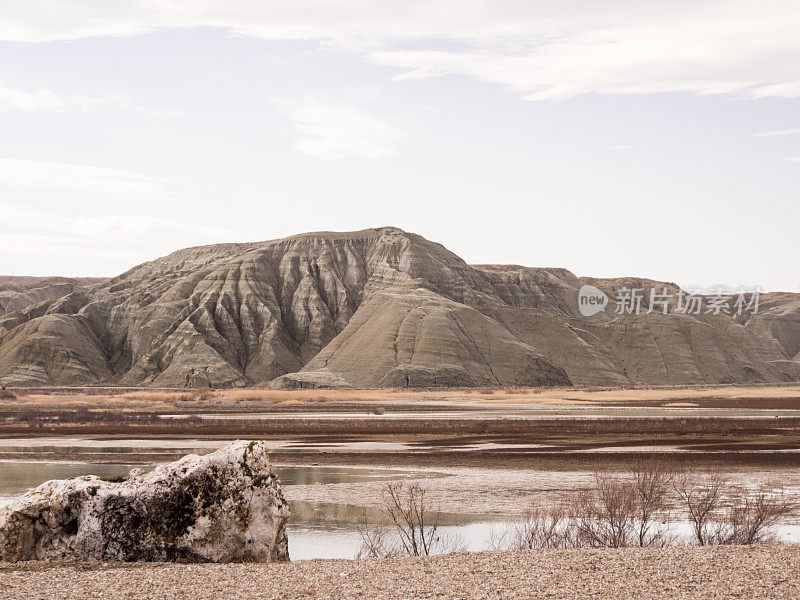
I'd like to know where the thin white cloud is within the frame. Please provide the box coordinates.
[0,204,246,248]
[749,82,800,99]
[0,160,250,274]
[3,2,800,102]
[0,204,251,278]
[783,157,800,162]
[278,96,405,160]
[0,159,175,202]
[750,128,800,138]
[0,82,181,115]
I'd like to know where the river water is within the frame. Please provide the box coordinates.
[0,456,510,560]
[1,437,798,559]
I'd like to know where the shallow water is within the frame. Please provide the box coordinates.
[0,460,498,559]
[1,449,798,559]
[287,500,512,559]
[0,461,440,501]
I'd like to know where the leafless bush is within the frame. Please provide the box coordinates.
[355,519,398,559]
[0,387,16,400]
[480,387,503,395]
[675,472,795,546]
[173,387,214,402]
[485,526,511,551]
[384,481,441,556]
[499,462,675,552]
[630,459,675,546]
[509,503,576,550]
[717,490,795,545]
[571,474,638,548]
[191,387,214,401]
[569,463,673,548]
[675,472,727,546]
[493,464,794,553]
[357,481,463,558]
[17,409,41,427]
[502,460,675,551]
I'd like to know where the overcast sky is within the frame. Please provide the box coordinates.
[1,1,799,291]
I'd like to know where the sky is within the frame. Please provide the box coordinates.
[0,1,799,292]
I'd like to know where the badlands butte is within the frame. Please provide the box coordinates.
[1,226,799,389]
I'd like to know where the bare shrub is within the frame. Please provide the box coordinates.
[491,462,675,552]
[485,526,511,551]
[16,409,40,427]
[355,518,398,559]
[676,472,795,546]
[383,481,441,556]
[494,464,793,554]
[357,481,462,558]
[510,503,576,550]
[716,490,795,545]
[570,462,674,548]
[0,388,16,400]
[172,388,214,402]
[480,387,503,395]
[675,472,729,546]
[572,474,637,548]
[630,459,674,546]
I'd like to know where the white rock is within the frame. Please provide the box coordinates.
[0,440,289,562]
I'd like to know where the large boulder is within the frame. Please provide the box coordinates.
[0,441,289,562]
[268,369,355,390]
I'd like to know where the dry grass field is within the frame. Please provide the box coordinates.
[4,382,800,411]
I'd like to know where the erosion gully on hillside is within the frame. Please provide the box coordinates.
[2,228,799,390]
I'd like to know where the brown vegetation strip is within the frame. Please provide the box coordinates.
[5,382,800,408]
[3,415,800,436]
[1,545,798,599]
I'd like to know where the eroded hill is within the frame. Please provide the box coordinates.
[0,227,798,388]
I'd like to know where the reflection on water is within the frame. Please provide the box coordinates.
[2,458,798,560]
[0,462,440,500]
[276,466,444,486]
[287,502,512,560]
[0,462,151,499]
[0,460,490,560]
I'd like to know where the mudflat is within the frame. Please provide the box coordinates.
[3,384,800,472]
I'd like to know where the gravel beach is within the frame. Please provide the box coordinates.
[1,545,798,600]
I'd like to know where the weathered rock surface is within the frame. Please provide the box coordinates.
[0,441,289,562]
[0,227,798,388]
[0,276,106,317]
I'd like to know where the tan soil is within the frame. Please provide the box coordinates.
[1,545,798,599]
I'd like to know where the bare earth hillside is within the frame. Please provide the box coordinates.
[0,276,106,317]
[0,227,798,388]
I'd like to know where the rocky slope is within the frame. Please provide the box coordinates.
[0,227,797,388]
[0,441,289,562]
[0,276,106,317]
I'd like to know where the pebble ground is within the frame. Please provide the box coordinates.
[1,545,798,600]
